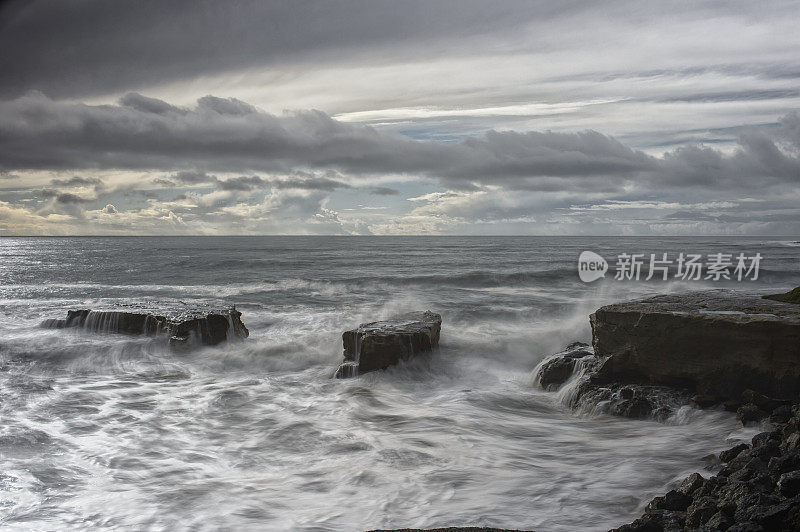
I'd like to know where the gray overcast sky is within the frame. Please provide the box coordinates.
[0,0,798,235]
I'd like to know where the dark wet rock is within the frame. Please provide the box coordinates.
[720,443,750,463]
[705,510,732,530]
[764,286,800,305]
[678,472,706,496]
[646,489,692,512]
[334,311,441,377]
[537,356,578,391]
[693,394,723,408]
[685,496,719,528]
[725,522,764,531]
[771,404,793,424]
[778,471,800,497]
[741,389,791,412]
[589,290,800,401]
[613,509,685,532]
[737,404,767,425]
[42,303,248,347]
[535,342,692,421]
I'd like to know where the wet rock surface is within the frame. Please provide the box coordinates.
[42,302,249,347]
[534,343,692,421]
[335,311,441,377]
[590,290,800,401]
[612,401,800,532]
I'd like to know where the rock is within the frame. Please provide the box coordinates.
[770,404,793,424]
[740,389,791,413]
[763,286,800,304]
[589,290,800,401]
[725,523,764,532]
[536,356,577,390]
[42,303,248,347]
[705,511,732,530]
[737,404,767,425]
[678,472,706,496]
[751,431,780,448]
[778,471,800,497]
[693,394,722,408]
[686,496,719,528]
[720,443,750,463]
[334,311,441,377]
[613,510,684,532]
[647,490,691,512]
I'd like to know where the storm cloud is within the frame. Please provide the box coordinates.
[0,1,798,235]
[0,94,797,196]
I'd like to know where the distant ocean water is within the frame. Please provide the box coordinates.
[0,236,798,531]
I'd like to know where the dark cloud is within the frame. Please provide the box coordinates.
[49,175,104,187]
[270,177,352,191]
[216,175,265,191]
[36,189,93,204]
[119,93,186,115]
[368,186,400,195]
[0,0,563,99]
[1,94,797,197]
[151,170,351,192]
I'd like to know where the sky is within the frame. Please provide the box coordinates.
[0,0,798,236]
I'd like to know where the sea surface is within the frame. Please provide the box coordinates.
[0,236,798,531]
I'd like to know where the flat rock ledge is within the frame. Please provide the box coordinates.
[334,311,441,378]
[590,290,800,402]
[42,303,249,347]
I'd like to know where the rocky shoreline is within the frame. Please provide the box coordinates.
[613,399,800,531]
[533,288,800,531]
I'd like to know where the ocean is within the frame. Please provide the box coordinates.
[0,236,798,531]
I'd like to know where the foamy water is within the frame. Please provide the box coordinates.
[0,236,796,531]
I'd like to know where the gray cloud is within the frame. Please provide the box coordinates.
[1,94,797,197]
[36,189,93,204]
[0,0,562,99]
[368,186,400,195]
[49,175,104,187]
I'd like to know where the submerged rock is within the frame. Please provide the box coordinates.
[42,303,249,347]
[334,311,441,378]
[590,290,800,401]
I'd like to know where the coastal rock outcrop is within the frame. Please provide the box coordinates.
[533,342,691,421]
[42,303,249,347]
[334,311,441,378]
[589,290,800,401]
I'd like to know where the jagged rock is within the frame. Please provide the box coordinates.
[678,473,706,496]
[705,511,732,530]
[589,290,800,401]
[685,496,719,528]
[737,404,768,425]
[778,471,800,497]
[720,443,750,463]
[334,311,441,377]
[42,303,248,347]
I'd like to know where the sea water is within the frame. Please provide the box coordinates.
[0,236,797,531]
